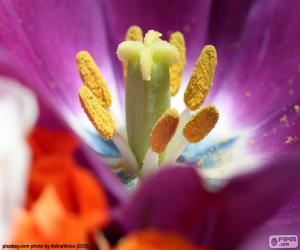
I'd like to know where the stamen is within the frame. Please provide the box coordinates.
[125,25,143,42]
[184,45,217,110]
[124,26,143,80]
[150,109,180,153]
[76,51,112,109]
[169,32,186,96]
[183,105,219,143]
[79,86,115,140]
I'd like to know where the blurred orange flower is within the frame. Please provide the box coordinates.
[28,127,79,159]
[26,154,109,232]
[13,186,87,246]
[11,127,110,245]
[114,230,211,250]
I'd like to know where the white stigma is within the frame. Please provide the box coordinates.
[117,30,179,81]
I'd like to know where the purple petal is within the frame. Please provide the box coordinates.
[117,154,300,249]
[4,0,118,111]
[0,0,122,154]
[213,0,300,127]
[250,106,300,158]
[213,153,300,250]
[0,0,127,202]
[239,191,300,250]
[205,0,255,99]
[117,166,209,240]
[205,0,300,159]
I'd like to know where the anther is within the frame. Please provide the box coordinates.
[169,32,186,96]
[79,86,115,140]
[150,109,180,153]
[124,26,143,80]
[76,51,112,109]
[184,45,217,110]
[183,105,219,143]
[125,25,143,42]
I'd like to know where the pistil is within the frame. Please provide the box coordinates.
[117,30,179,166]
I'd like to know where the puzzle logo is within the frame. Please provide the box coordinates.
[269,235,298,248]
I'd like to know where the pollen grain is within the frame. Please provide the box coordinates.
[76,51,112,109]
[79,86,115,140]
[183,105,219,143]
[150,109,180,153]
[184,45,217,111]
[169,32,186,96]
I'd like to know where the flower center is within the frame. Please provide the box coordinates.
[76,26,219,181]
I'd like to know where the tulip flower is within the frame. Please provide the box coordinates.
[0,1,299,249]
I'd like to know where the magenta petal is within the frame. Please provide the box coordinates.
[117,166,209,240]
[205,0,255,98]
[210,0,300,157]
[0,0,121,129]
[214,0,300,127]
[0,0,123,155]
[250,107,300,158]
[214,153,300,250]
[239,191,300,250]
[117,154,300,249]
[0,0,126,202]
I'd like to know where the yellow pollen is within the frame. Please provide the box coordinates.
[76,51,112,109]
[280,115,288,124]
[183,105,219,143]
[285,136,297,144]
[124,26,143,80]
[169,32,186,96]
[150,109,180,153]
[245,91,252,98]
[125,25,143,42]
[294,104,300,113]
[79,86,115,140]
[184,45,217,111]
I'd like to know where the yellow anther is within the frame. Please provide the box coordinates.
[150,109,180,153]
[183,105,219,143]
[169,32,186,96]
[124,26,143,81]
[76,51,112,109]
[184,45,217,110]
[79,86,115,140]
[125,25,143,42]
